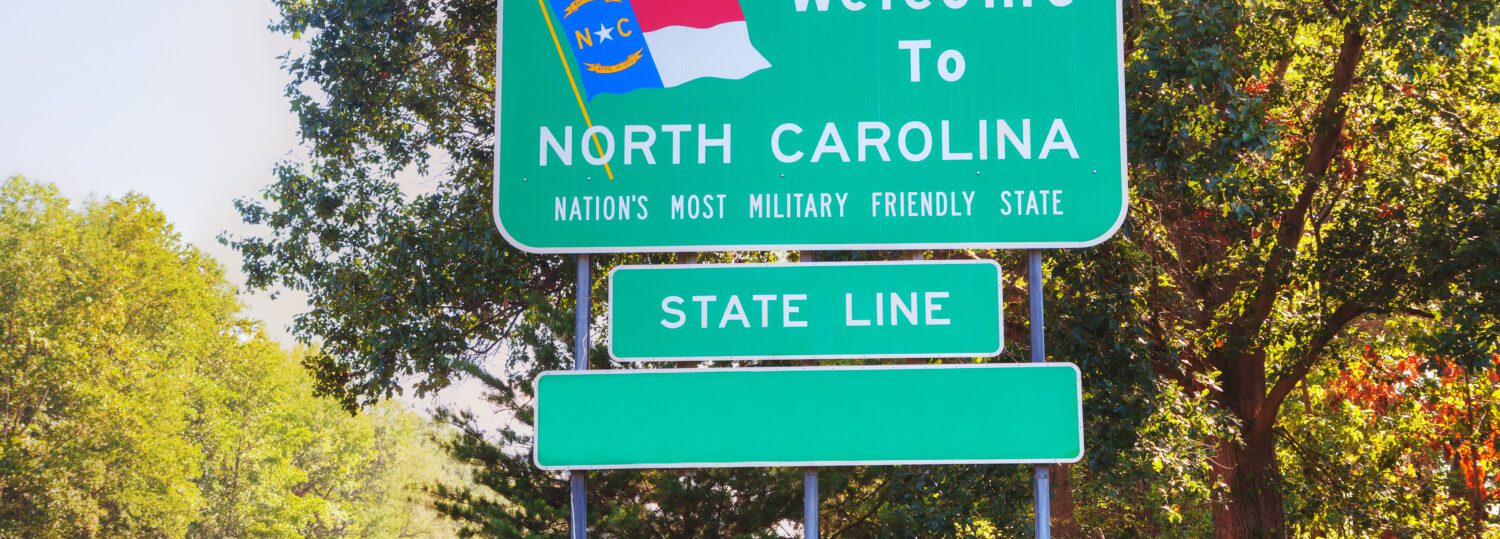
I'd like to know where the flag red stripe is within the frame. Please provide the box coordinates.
[632,0,745,33]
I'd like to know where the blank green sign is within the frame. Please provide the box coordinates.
[534,364,1083,470]
[609,261,1003,361]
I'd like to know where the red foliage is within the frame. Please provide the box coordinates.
[1326,351,1500,510]
[1245,78,1271,96]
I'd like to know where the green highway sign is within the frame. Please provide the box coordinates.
[495,0,1127,252]
[608,261,1002,361]
[534,364,1085,470]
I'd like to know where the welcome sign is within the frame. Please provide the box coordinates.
[495,0,1127,252]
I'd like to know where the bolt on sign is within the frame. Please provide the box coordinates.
[495,0,1127,252]
[608,261,1003,361]
[534,364,1086,469]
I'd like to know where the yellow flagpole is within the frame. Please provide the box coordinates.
[539,0,615,180]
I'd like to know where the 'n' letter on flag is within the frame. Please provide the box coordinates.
[546,0,771,99]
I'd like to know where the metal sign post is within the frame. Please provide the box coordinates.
[804,468,819,539]
[570,254,590,539]
[1029,250,1050,539]
[801,251,819,539]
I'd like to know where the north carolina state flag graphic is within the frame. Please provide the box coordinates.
[547,0,772,99]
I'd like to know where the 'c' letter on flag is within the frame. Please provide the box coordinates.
[544,0,772,100]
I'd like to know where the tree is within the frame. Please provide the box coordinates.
[1279,341,1500,537]
[1124,1,1499,535]
[1,177,220,537]
[0,176,463,538]
[189,340,465,539]
[230,0,1500,537]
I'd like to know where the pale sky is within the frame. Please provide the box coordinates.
[0,1,494,423]
[0,0,305,340]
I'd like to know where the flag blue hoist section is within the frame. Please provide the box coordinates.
[548,0,665,99]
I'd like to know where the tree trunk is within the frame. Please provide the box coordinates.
[1465,476,1487,538]
[1213,429,1285,538]
[1212,354,1286,539]
[1051,464,1079,538]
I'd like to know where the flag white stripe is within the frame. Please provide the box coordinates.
[643,21,771,88]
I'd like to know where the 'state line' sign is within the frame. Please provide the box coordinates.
[608,261,1003,361]
[495,0,1127,252]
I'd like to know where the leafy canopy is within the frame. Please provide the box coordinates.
[0,176,463,539]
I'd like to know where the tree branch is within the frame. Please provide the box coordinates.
[1139,225,1213,331]
[1320,0,1343,17]
[1262,302,1368,419]
[829,479,895,538]
[1383,81,1479,139]
[1232,22,1366,347]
